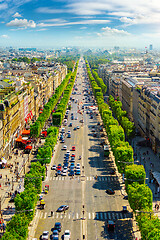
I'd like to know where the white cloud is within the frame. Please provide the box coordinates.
[36,28,48,31]
[1,34,9,38]
[97,27,131,37]
[80,27,87,29]
[0,3,8,10]
[38,19,110,27]
[36,7,64,14]
[6,18,36,28]
[13,12,22,18]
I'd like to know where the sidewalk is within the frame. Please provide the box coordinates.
[0,148,32,237]
[131,136,160,218]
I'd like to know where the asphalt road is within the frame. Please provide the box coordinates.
[34,59,134,240]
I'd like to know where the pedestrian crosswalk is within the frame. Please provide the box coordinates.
[50,176,118,181]
[39,211,131,220]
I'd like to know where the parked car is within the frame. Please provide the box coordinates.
[63,230,71,239]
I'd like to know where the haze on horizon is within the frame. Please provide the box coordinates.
[0,0,160,49]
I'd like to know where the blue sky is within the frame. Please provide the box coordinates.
[0,0,160,49]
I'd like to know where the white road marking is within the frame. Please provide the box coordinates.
[56,213,59,218]
[120,213,123,219]
[92,213,95,219]
[68,214,71,219]
[53,177,55,181]
[90,176,92,181]
[40,212,43,219]
[88,212,91,219]
[44,212,47,219]
[60,214,63,219]
[76,213,79,219]
[87,177,89,180]
[108,212,111,219]
[62,177,64,180]
[100,212,103,219]
[56,177,58,181]
[50,177,52,180]
[52,212,55,218]
[104,212,107,219]
[112,212,115,219]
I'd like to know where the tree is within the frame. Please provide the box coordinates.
[125,165,146,187]
[128,182,152,212]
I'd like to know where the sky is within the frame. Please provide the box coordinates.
[0,0,160,49]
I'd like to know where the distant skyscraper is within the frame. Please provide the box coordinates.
[149,44,153,51]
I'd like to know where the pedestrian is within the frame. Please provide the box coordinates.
[157,205,159,211]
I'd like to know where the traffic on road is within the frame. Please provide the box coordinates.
[34,58,134,240]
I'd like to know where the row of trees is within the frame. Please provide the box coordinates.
[12,57,43,63]
[30,72,72,138]
[37,62,78,166]
[92,70,107,94]
[51,55,80,72]
[2,161,45,239]
[85,61,160,239]
[108,95,135,139]
[2,61,79,240]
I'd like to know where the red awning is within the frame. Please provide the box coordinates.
[25,145,32,150]
[22,130,30,135]
[16,136,22,142]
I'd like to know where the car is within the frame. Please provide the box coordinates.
[77,126,80,129]
[69,122,72,127]
[56,170,61,175]
[61,139,65,143]
[101,133,105,137]
[75,170,81,175]
[62,145,67,150]
[67,130,71,134]
[73,127,77,131]
[80,119,84,123]
[54,222,61,232]
[67,133,71,138]
[64,162,69,167]
[51,165,57,170]
[61,171,67,176]
[71,116,74,120]
[60,135,64,141]
[61,128,65,133]
[57,166,62,171]
[76,166,80,170]
[92,128,96,132]
[90,115,93,119]
[64,230,71,239]
[106,188,115,195]
[51,230,59,239]
[66,150,70,155]
[70,157,75,162]
[93,133,97,137]
[71,113,73,115]
[75,116,78,120]
[69,170,74,176]
[51,237,59,240]
[107,220,115,232]
[41,231,49,240]
[57,205,69,212]
[71,153,75,157]
[77,163,80,167]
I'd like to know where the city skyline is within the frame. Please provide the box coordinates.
[0,0,160,49]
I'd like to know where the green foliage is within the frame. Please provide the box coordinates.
[37,146,52,164]
[128,182,152,211]
[52,112,62,126]
[125,165,146,186]
[14,186,37,220]
[4,214,29,239]
[114,145,134,173]
[108,95,135,139]
[92,70,107,94]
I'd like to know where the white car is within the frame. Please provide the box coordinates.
[64,230,71,239]
[77,163,80,167]
[61,171,67,176]
[67,130,71,134]
[62,145,67,150]
[66,150,70,155]
[41,231,49,240]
